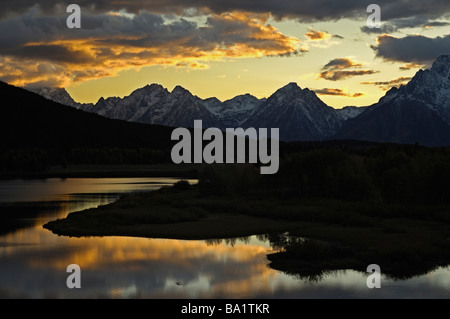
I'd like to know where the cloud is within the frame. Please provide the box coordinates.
[320,70,377,81]
[319,58,377,81]
[372,34,450,64]
[360,24,397,34]
[2,44,95,64]
[0,8,302,87]
[361,76,412,90]
[322,58,362,70]
[314,88,364,97]
[176,61,209,69]
[305,29,331,40]
[399,63,425,71]
[361,16,450,34]
[303,28,341,49]
[425,21,450,28]
[267,48,308,57]
[0,56,73,87]
[1,1,448,88]
[2,1,450,22]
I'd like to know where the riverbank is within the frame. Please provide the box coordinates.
[43,181,450,279]
[45,212,306,240]
[0,163,202,180]
[43,184,307,239]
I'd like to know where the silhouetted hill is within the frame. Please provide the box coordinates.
[0,81,174,149]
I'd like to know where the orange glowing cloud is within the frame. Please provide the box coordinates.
[305,29,331,41]
[319,58,378,81]
[399,63,425,71]
[361,76,412,90]
[0,10,302,88]
[314,88,365,97]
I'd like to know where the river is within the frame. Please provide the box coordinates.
[0,178,449,298]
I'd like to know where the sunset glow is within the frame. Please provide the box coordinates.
[1,1,450,107]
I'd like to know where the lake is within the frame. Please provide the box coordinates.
[0,177,449,298]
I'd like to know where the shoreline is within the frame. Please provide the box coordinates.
[42,183,450,279]
[0,164,202,180]
[44,212,308,240]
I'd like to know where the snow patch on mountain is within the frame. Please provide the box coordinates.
[335,106,368,121]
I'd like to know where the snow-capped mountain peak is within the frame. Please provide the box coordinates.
[205,93,262,127]
[244,82,342,141]
[335,106,367,121]
[430,55,450,78]
[335,55,450,146]
[26,87,80,108]
[391,54,450,124]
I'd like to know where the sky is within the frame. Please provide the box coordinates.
[1,1,450,108]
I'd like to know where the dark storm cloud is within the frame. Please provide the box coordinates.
[2,0,450,21]
[0,6,301,87]
[2,44,94,63]
[372,34,450,64]
[0,8,297,55]
[361,16,450,34]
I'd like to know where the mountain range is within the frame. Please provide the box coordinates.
[28,81,365,141]
[26,55,450,146]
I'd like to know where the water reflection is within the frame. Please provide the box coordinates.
[0,178,450,298]
[3,232,449,298]
[0,233,281,298]
[0,177,194,203]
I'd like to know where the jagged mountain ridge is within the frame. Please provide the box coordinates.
[243,83,343,141]
[204,94,263,127]
[28,87,90,109]
[396,55,450,125]
[26,55,450,145]
[80,84,219,128]
[335,55,450,146]
[29,82,355,141]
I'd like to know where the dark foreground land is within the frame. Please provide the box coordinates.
[44,145,450,280]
